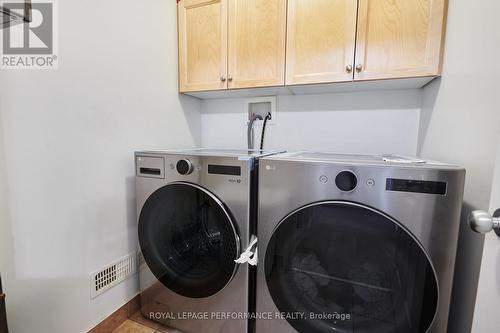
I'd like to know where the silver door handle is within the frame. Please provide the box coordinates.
[469,209,500,236]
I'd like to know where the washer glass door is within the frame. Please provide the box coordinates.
[139,182,240,298]
[265,201,438,333]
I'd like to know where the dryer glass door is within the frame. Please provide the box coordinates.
[138,182,240,298]
[265,201,438,333]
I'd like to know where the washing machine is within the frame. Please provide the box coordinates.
[256,152,465,333]
[135,149,279,333]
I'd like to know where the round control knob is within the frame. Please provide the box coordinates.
[335,170,358,192]
[176,159,193,175]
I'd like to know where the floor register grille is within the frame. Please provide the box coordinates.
[89,252,138,299]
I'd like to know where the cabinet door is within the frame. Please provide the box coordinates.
[178,0,227,92]
[355,0,447,81]
[286,0,358,85]
[228,0,286,89]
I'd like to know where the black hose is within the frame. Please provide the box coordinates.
[260,112,272,151]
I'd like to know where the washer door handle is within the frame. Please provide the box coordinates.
[469,209,500,236]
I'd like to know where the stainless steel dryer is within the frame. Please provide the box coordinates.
[256,152,465,333]
[135,149,279,333]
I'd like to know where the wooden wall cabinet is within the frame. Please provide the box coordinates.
[228,0,286,89]
[178,0,228,92]
[178,0,448,94]
[286,0,358,85]
[354,0,447,81]
[287,0,447,85]
[178,0,286,93]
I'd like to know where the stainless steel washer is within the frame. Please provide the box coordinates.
[135,149,279,333]
[256,152,465,333]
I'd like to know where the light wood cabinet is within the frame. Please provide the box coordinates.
[228,0,286,88]
[178,0,227,92]
[354,0,447,80]
[178,0,448,94]
[286,0,358,85]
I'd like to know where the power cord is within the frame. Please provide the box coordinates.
[260,112,272,151]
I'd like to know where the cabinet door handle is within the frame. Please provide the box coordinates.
[346,65,353,73]
[355,64,363,72]
[220,75,226,82]
[227,75,233,82]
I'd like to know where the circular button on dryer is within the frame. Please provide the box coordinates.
[176,159,194,175]
[335,170,358,192]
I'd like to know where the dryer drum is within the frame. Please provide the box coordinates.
[138,182,240,299]
[264,201,438,333]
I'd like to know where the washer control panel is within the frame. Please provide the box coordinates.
[136,156,165,179]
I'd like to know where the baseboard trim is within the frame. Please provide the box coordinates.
[88,295,140,333]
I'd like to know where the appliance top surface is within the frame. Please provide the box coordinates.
[263,152,464,170]
[136,148,284,159]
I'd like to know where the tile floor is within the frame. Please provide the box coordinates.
[112,311,182,333]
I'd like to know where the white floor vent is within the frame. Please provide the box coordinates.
[89,252,137,299]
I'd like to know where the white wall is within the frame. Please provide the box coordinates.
[0,1,200,332]
[201,90,422,155]
[0,0,496,332]
[419,13,500,208]
[417,0,500,332]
